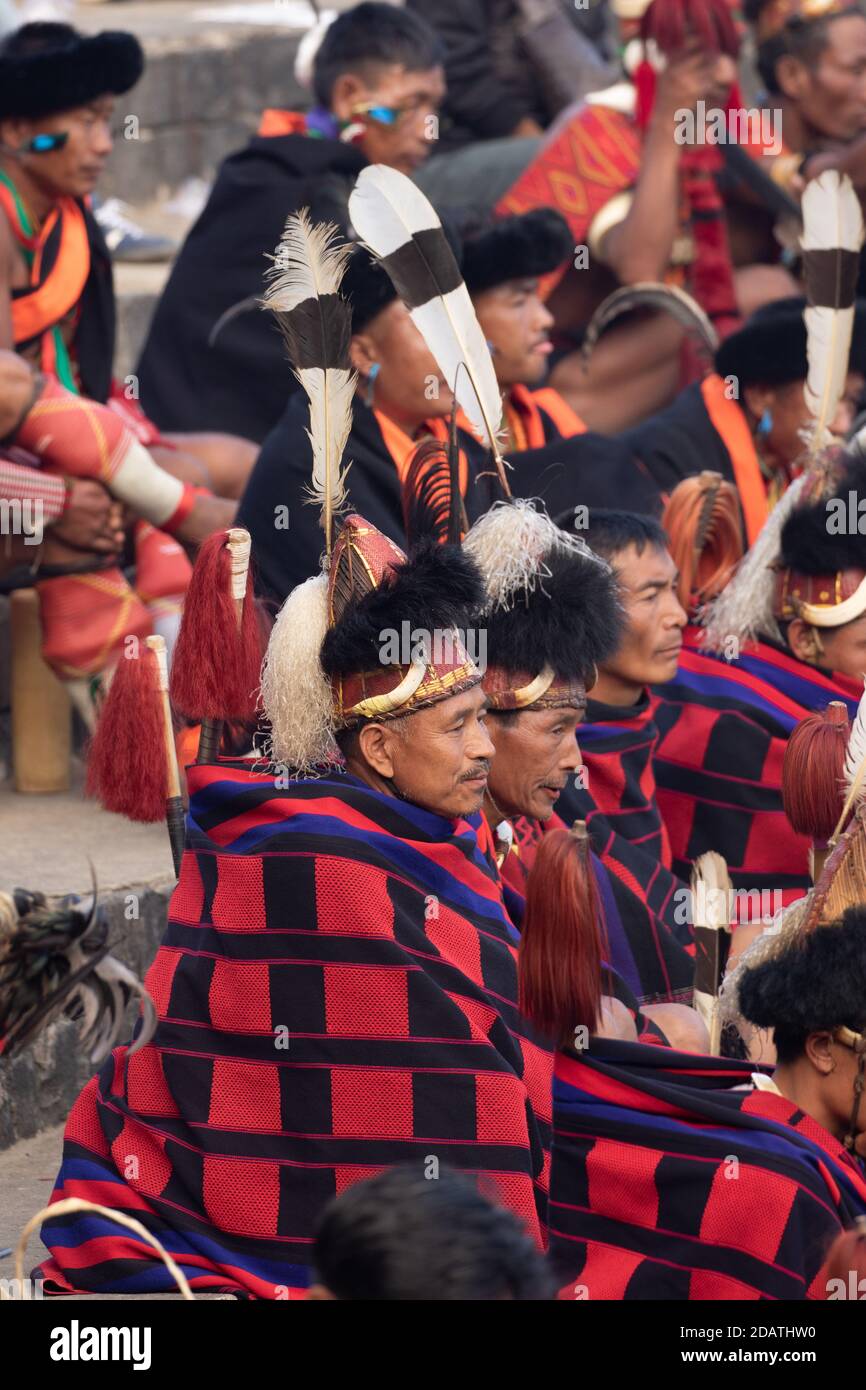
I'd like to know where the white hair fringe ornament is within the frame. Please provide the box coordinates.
[463,498,608,612]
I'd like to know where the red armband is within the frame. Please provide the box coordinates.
[161,482,204,535]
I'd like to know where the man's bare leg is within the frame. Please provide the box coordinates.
[158,432,258,500]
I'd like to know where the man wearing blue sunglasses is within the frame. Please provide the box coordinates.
[137,4,446,446]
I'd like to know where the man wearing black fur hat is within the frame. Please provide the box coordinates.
[463,501,697,1013]
[461,209,587,449]
[39,511,558,1296]
[652,458,866,916]
[0,21,256,497]
[622,296,866,549]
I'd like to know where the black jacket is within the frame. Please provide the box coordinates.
[238,392,661,608]
[136,132,366,443]
[619,382,739,495]
[406,0,613,151]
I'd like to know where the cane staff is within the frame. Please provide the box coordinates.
[147,635,185,873]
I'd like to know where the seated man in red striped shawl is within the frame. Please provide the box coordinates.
[462,500,696,1016]
[551,826,866,1300]
[654,458,866,907]
[38,514,555,1298]
[549,507,699,993]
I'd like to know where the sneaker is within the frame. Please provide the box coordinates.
[92,196,177,263]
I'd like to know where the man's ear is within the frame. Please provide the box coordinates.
[349,330,378,377]
[357,721,397,780]
[0,116,30,152]
[787,616,823,665]
[330,72,369,123]
[774,54,809,102]
[742,383,774,424]
[804,1030,836,1075]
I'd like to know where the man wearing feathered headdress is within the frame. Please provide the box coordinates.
[38,508,560,1296]
[652,457,866,919]
[37,201,557,1294]
[461,500,705,1034]
[551,827,866,1300]
[240,236,656,607]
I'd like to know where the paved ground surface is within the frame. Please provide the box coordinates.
[72,0,350,40]
[0,770,176,898]
[0,1126,229,1299]
[1,1124,67,1287]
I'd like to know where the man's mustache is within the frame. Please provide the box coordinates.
[460,761,490,782]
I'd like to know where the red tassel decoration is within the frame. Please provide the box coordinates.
[782,703,851,841]
[85,638,167,821]
[170,528,263,722]
[663,473,743,616]
[519,823,606,1044]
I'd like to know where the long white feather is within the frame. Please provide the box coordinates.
[348,165,504,458]
[464,499,607,610]
[264,211,356,553]
[801,171,864,452]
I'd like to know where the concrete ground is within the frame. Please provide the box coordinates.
[1,1124,66,1289]
[0,771,175,899]
[0,1126,229,1299]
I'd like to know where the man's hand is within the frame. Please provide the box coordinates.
[652,44,719,127]
[49,479,125,553]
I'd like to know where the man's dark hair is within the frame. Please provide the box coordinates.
[312,3,444,109]
[738,907,866,1065]
[313,1165,555,1300]
[744,1,862,95]
[574,509,669,565]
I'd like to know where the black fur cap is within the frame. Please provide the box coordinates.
[0,23,144,121]
[461,209,573,296]
[715,297,866,388]
[321,539,484,678]
[482,546,624,685]
[738,907,866,1041]
[780,458,866,574]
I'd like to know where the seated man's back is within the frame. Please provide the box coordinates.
[137,4,446,443]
